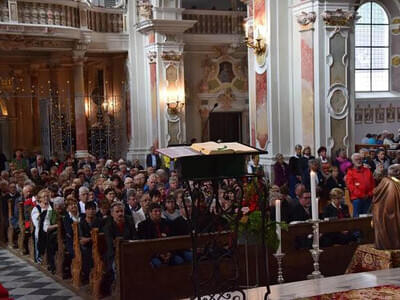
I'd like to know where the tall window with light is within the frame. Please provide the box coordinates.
[355,2,390,92]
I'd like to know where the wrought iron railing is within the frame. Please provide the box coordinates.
[183,9,246,34]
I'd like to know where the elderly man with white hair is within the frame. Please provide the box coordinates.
[345,153,375,217]
[78,186,90,215]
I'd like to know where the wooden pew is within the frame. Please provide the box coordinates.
[117,217,373,300]
[17,202,25,254]
[118,232,234,300]
[90,228,107,299]
[113,237,122,299]
[71,221,82,288]
[7,199,14,248]
[355,144,389,153]
[278,216,374,283]
[55,215,66,278]
[0,195,6,243]
[28,215,35,261]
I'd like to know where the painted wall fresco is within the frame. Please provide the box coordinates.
[301,29,315,151]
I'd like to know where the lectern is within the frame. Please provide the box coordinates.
[158,142,271,300]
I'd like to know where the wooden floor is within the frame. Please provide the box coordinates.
[245,267,400,300]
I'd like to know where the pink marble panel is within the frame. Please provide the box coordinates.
[256,72,268,149]
[301,30,315,150]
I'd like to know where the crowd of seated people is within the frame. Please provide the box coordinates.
[0,148,264,291]
[270,139,400,226]
[0,142,390,292]
[360,130,400,148]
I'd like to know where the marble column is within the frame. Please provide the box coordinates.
[297,12,317,153]
[73,51,89,158]
[321,8,357,157]
[29,64,41,150]
[126,0,195,162]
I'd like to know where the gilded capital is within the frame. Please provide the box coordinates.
[321,9,359,27]
[161,51,183,62]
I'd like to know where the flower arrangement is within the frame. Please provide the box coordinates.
[225,178,287,252]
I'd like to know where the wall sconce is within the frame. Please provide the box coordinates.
[84,98,90,118]
[102,100,114,116]
[243,20,267,66]
[166,96,185,115]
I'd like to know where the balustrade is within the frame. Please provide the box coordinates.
[0,0,125,33]
[17,2,79,27]
[87,10,123,33]
[183,9,245,35]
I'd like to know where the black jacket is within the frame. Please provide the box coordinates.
[146,153,162,169]
[326,175,346,191]
[137,218,170,240]
[103,216,137,270]
[323,203,350,219]
[290,204,311,222]
[171,216,191,236]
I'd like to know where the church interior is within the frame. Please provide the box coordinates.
[0,0,400,299]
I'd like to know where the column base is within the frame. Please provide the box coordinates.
[126,145,148,165]
[75,150,89,159]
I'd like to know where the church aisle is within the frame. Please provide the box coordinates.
[0,247,83,300]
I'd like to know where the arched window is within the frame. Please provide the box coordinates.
[355,2,389,92]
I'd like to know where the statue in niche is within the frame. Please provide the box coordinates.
[218,62,234,83]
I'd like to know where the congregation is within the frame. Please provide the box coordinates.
[0,133,396,295]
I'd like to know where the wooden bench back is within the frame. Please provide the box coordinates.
[118,232,232,300]
[118,217,373,300]
[355,144,389,153]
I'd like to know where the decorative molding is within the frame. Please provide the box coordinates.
[321,9,358,27]
[0,35,73,50]
[161,50,182,62]
[392,55,400,67]
[327,84,348,119]
[137,0,153,20]
[147,51,157,63]
[391,17,400,35]
[296,12,316,31]
[136,19,197,34]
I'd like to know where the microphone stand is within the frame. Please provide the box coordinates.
[201,103,218,141]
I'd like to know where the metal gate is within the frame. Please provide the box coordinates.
[86,83,127,159]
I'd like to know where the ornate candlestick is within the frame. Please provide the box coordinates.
[273,253,285,284]
[307,220,324,279]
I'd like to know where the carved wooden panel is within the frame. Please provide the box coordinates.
[71,221,82,288]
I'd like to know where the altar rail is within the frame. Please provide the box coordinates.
[183,9,245,34]
[0,0,124,33]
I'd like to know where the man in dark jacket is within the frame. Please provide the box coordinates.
[138,203,183,267]
[146,146,162,169]
[288,145,303,198]
[290,191,311,222]
[103,201,137,274]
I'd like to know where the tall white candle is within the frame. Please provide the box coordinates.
[275,199,282,254]
[310,171,318,220]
